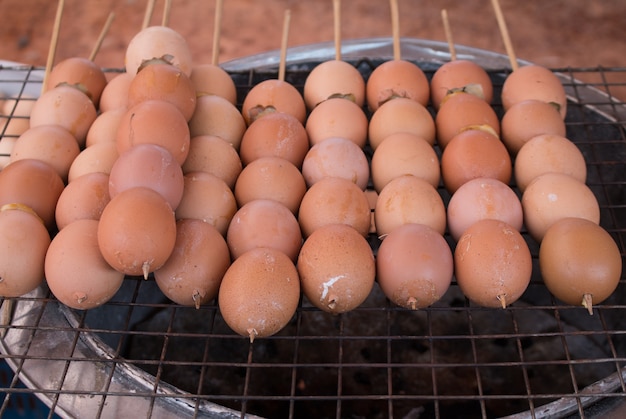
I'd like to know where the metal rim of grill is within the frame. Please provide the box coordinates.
[1,38,626,419]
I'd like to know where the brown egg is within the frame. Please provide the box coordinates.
[234,156,306,214]
[447,177,523,241]
[455,219,532,308]
[227,199,302,262]
[86,108,125,147]
[45,57,108,107]
[297,223,375,314]
[154,218,230,308]
[0,137,16,170]
[218,247,300,342]
[239,112,309,168]
[298,177,371,238]
[522,172,600,243]
[116,99,190,166]
[441,129,512,194]
[182,135,242,189]
[514,133,587,192]
[125,25,193,77]
[241,79,307,125]
[0,204,50,297]
[376,223,453,309]
[430,60,494,110]
[374,175,446,237]
[175,171,237,236]
[127,62,197,121]
[366,59,430,111]
[540,217,622,313]
[371,132,440,193]
[501,65,567,119]
[99,72,132,112]
[435,92,500,149]
[9,125,80,182]
[29,85,97,147]
[45,219,124,310]
[301,137,369,190]
[55,172,110,230]
[305,97,368,148]
[98,186,177,278]
[501,99,566,155]
[188,94,246,150]
[190,63,237,105]
[0,159,64,229]
[68,141,119,182]
[303,60,365,110]
[368,97,436,150]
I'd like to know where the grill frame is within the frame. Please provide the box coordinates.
[1,38,626,419]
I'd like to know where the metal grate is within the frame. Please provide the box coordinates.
[1,54,626,419]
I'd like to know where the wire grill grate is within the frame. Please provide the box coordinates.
[1,55,626,419]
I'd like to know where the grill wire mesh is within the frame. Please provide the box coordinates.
[1,60,626,419]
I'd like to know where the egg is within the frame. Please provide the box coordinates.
[154,218,230,308]
[108,143,184,210]
[45,57,108,107]
[45,219,124,310]
[376,223,453,309]
[368,97,435,150]
[366,59,430,111]
[241,79,307,125]
[0,159,64,229]
[29,85,97,147]
[514,133,587,192]
[175,171,237,236]
[218,247,300,342]
[127,62,197,121]
[190,63,237,105]
[0,137,16,170]
[227,199,302,262]
[67,141,119,182]
[125,25,193,77]
[501,65,567,119]
[441,129,512,194]
[540,217,622,314]
[435,92,500,149]
[0,204,51,297]
[55,172,110,230]
[98,186,177,278]
[521,172,600,243]
[234,156,306,214]
[501,99,566,155]
[430,59,494,110]
[303,60,365,110]
[301,137,369,190]
[239,111,309,168]
[374,175,447,237]
[305,97,368,148]
[297,223,375,314]
[454,219,532,308]
[9,125,80,183]
[298,177,371,238]
[447,177,523,241]
[371,132,440,193]
[188,94,246,151]
[99,72,132,112]
[116,99,190,166]
[182,135,242,189]
[85,108,125,147]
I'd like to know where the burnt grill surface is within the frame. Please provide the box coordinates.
[1,59,626,419]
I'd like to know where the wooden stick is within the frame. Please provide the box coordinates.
[389,0,400,61]
[42,0,65,94]
[162,0,172,27]
[89,11,115,61]
[333,0,341,61]
[278,9,292,82]
[490,0,518,71]
[211,0,224,66]
[441,9,456,61]
[142,0,156,29]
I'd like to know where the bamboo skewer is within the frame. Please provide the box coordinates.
[389,0,401,61]
[441,9,456,61]
[211,0,224,66]
[162,0,172,27]
[89,11,115,62]
[142,0,157,30]
[278,9,292,82]
[42,0,65,94]
[333,0,341,61]
[490,0,518,71]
